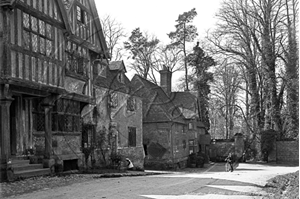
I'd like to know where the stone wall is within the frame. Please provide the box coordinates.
[276,140,299,163]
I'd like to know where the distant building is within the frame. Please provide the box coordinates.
[131,66,209,169]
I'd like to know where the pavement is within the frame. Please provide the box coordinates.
[0,162,298,198]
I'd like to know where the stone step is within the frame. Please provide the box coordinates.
[11,159,30,166]
[14,168,51,179]
[13,164,43,172]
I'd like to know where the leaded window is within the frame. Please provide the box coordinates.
[32,100,45,132]
[65,41,88,77]
[22,12,53,58]
[39,20,45,36]
[52,99,82,132]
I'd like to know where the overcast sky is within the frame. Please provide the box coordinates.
[95,1,222,88]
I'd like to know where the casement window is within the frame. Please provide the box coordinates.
[188,122,193,130]
[127,96,136,111]
[128,127,136,147]
[75,4,90,40]
[52,99,82,132]
[22,12,55,59]
[65,41,89,77]
[189,140,196,154]
[32,100,45,132]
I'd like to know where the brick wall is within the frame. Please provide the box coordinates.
[276,140,299,163]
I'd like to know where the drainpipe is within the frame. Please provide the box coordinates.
[170,122,175,165]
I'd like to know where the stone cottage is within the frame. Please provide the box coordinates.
[131,66,209,169]
[83,60,144,169]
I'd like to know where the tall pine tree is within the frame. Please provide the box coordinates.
[188,42,215,130]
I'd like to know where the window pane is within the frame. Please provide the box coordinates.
[64,115,73,132]
[23,30,30,50]
[32,34,38,52]
[40,37,45,54]
[23,13,30,28]
[39,20,45,36]
[46,39,52,56]
[76,6,81,21]
[46,24,52,39]
[31,16,38,32]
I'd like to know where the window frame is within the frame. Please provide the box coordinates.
[128,127,137,147]
[22,12,54,57]
[127,96,136,112]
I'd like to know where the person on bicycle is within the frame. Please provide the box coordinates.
[225,153,234,172]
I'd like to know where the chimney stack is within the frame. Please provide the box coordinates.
[159,65,172,95]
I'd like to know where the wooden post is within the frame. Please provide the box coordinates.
[0,99,13,164]
[43,105,52,159]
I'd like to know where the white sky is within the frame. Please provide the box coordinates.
[95,1,222,88]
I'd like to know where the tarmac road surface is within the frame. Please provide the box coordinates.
[4,162,299,199]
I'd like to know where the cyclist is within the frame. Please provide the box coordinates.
[225,153,234,172]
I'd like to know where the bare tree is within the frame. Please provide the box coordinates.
[210,59,243,139]
[207,0,263,157]
[281,0,299,137]
[100,15,127,61]
[153,45,184,73]
[124,28,160,83]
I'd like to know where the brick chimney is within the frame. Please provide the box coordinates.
[159,65,172,95]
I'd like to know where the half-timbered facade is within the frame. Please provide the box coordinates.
[0,0,109,180]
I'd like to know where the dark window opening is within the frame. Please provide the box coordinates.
[63,159,78,171]
[143,144,148,156]
[76,6,85,24]
[128,127,136,147]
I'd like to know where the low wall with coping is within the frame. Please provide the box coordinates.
[276,140,299,163]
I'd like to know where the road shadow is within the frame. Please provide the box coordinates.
[235,168,264,171]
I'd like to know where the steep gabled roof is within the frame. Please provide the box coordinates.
[88,0,110,58]
[131,75,184,123]
[94,70,130,94]
[59,0,110,58]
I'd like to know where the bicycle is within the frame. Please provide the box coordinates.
[225,161,230,172]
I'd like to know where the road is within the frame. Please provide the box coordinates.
[5,162,299,199]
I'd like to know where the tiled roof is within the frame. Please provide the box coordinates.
[131,75,184,123]
[109,61,127,72]
[169,92,198,112]
[94,67,131,94]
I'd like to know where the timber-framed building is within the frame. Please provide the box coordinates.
[0,0,110,180]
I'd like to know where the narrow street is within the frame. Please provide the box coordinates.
[3,163,298,199]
